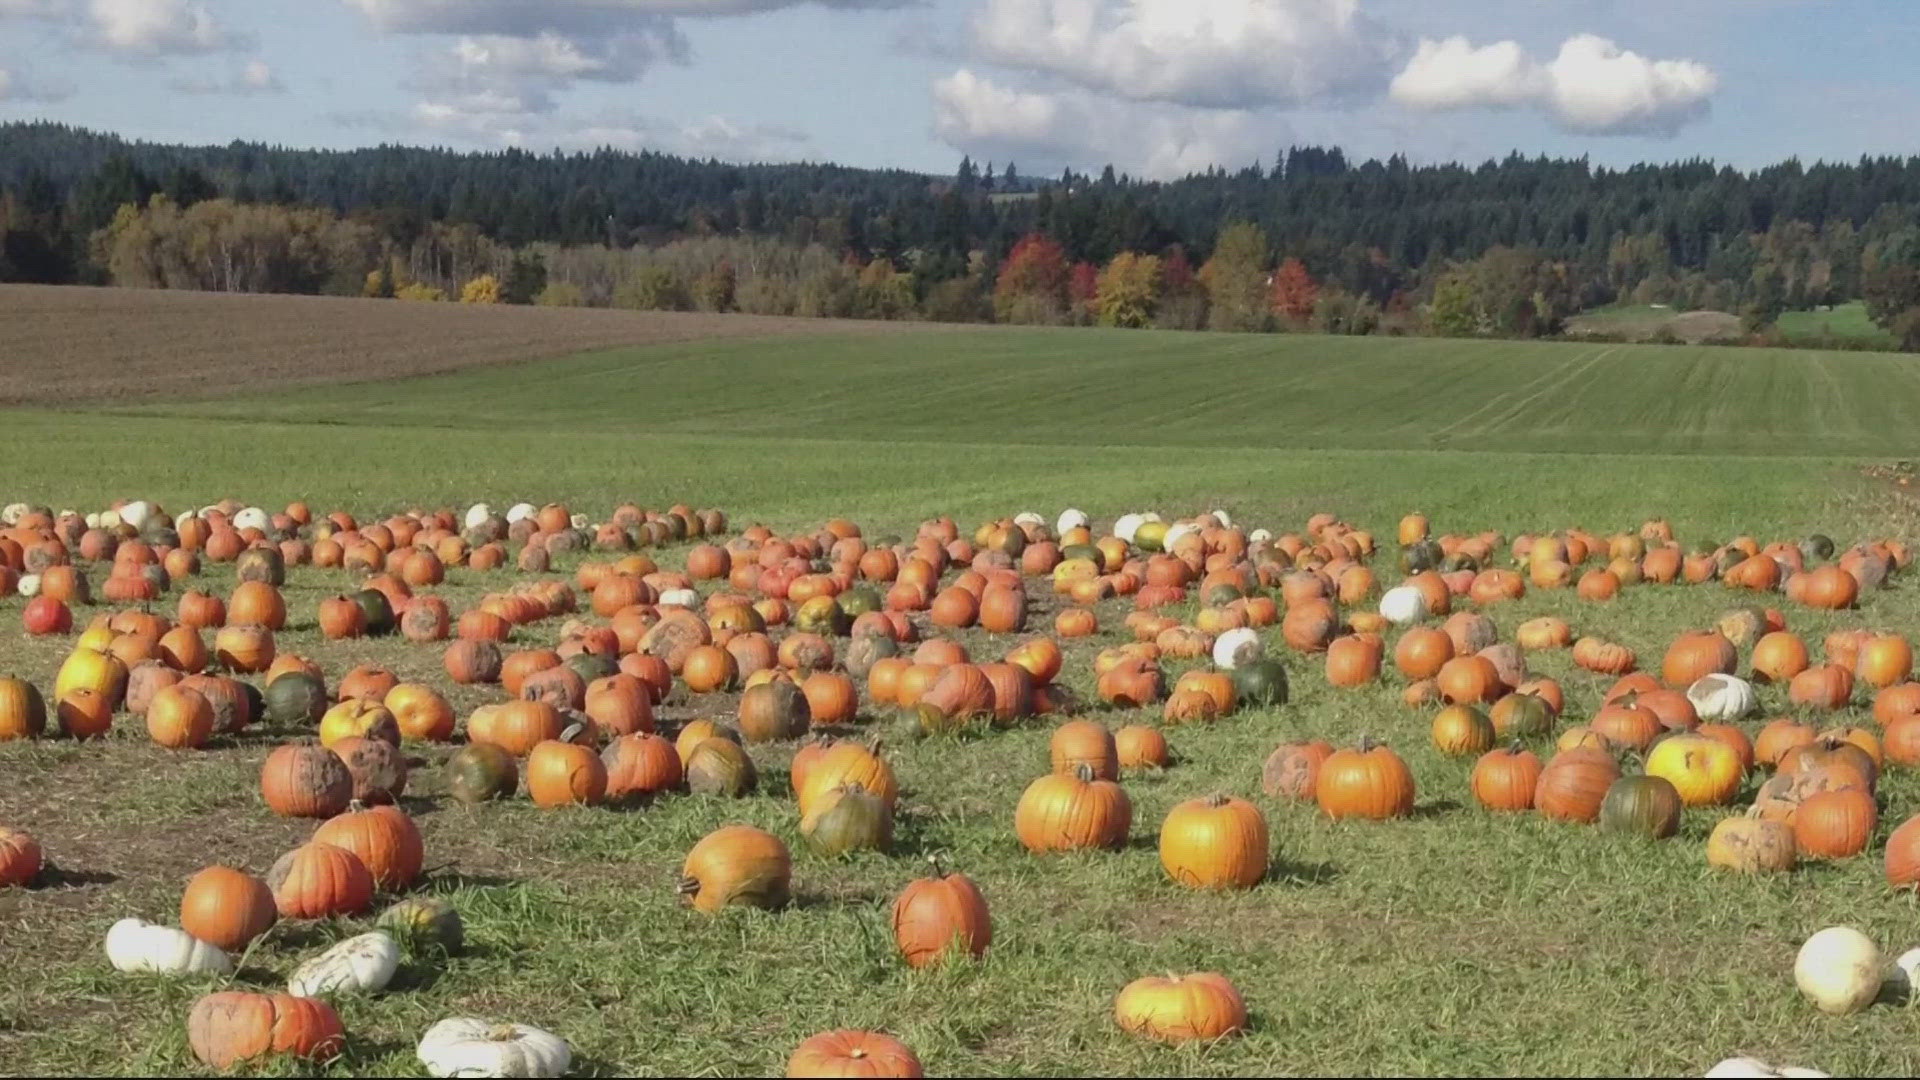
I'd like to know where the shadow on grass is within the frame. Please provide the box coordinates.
[34,863,118,889]
[1266,858,1340,887]
[1412,798,1462,819]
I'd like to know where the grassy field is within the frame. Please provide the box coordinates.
[3,309,1920,1076]
[1776,302,1898,348]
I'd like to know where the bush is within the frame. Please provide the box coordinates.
[612,266,690,311]
[534,281,586,307]
[395,283,446,302]
[460,274,502,304]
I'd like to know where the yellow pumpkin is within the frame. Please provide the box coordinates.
[1645,731,1743,807]
[55,646,129,710]
[318,699,400,749]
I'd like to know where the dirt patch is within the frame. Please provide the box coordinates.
[1666,310,1743,343]
[0,285,970,406]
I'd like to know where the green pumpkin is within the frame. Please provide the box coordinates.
[1204,582,1244,605]
[1439,552,1480,573]
[1060,543,1104,569]
[1230,659,1290,708]
[1690,539,1721,557]
[376,897,465,955]
[446,743,518,804]
[839,587,882,617]
[916,701,975,736]
[565,651,618,684]
[800,784,893,856]
[685,738,757,797]
[793,598,849,637]
[142,524,181,549]
[263,672,327,726]
[1804,534,1836,561]
[354,588,396,636]
[1599,775,1682,839]
[843,633,899,682]
[1399,540,1442,574]
[1133,521,1169,552]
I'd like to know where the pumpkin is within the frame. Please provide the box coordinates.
[1325,634,1382,687]
[1159,794,1268,889]
[415,1017,572,1079]
[525,730,609,808]
[1014,765,1131,852]
[1378,584,1428,625]
[0,825,39,889]
[796,738,899,816]
[1534,748,1621,824]
[1435,655,1501,705]
[1572,637,1636,675]
[1230,659,1289,706]
[446,743,518,803]
[1114,725,1168,770]
[1793,788,1876,858]
[1050,719,1119,779]
[105,918,231,976]
[1261,739,1334,801]
[469,700,563,756]
[801,783,894,856]
[227,581,287,629]
[287,931,399,998]
[1471,743,1542,811]
[1393,627,1453,680]
[146,684,214,749]
[1706,806,1797,873]
[601,733,682,804]
[319,698,399,749]
[891,869,991,967]
[1886,814,1920,890]
[261,742,354,818]
[1662,632,1738,688]
[386,683,457,743]
[786,1030,924,1078]
[739,680,812,743]
[1686,673,1758,722]
[267,842,374,919]
[685,737,757,796]
[376,897,465,956]
[1317,737,1417,819]
[1857,634,1913,689]
[1489,693,1553,739]
[1113,972,1248,1044]
[1210,626,1263,670]
[264,671,328,726]
[0,677,47,741]
[186,991,344,1068]
[1598,775,1683,839]
[179,865,277,951]
[1591,701,1662,752]
[1430,705,1494,757]
[1874,682,1920,727]
[314,803,424,890]
[1799,565,1860,609]
[1645,731,1744,806]
[1794,927,1881,1015]
[1788,665,1854,710]
[1096,659,1164,709]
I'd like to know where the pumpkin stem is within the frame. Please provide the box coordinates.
[1073,763,1096,783]
[1356,734,1380,753]
[675,875,701,898]
[346,798,368,813]
[1202,793,1229,809]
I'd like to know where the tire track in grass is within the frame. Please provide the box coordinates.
[1423,344,1616,447]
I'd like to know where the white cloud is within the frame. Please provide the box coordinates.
[343,0,908,35]
[0,0,66,16]
[1391,32,1717,136]
[87,0,232,54]
[0,61,71,101]
[932,68,1281,180]
[169,58,284,95]
[560,114,814,161]
[972,0,1395,110]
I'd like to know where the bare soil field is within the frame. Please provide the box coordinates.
[0,285,953,405]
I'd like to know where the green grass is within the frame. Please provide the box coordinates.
[3,325,1920,1076]
[1776,302,1898,348]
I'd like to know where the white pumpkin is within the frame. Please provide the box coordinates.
[119,500,153,531]
[1794,926,1881,1015]
[104,918,231,976]
[1112,513,1145,545]
[1779,1069,1830,1078]
[1055,508,1089,536]
[84,511,103,530]
[1,503,26,526]
[288,931,399,997]
[1210,509,1233,528]
[1884,945,1920,1000]
[1378,585,1428,625]
[569,513,589,531]
[1212,627,1263,670]
[17,573,40,598]
[464,503,494,530]
[98,509,121,530]
[1706,1059,1779,1079]
[657,588,699,609]
[1161,521,1199,553]
[505,503,536,525]
[232,506,269,533]
[1687,673,1758,721]
[1248,528,1272,545]
[418,1018,572,1078]
[1012,511,1043,530]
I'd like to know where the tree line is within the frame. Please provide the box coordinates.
[7,121,1920,346]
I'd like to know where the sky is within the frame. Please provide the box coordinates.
[0,0,1915,181]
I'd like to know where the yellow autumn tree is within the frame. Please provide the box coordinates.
[395,282,446,302]
[1096,252,1162,328]
[460,274,503,304]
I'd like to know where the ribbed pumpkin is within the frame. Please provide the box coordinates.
[1435,655,1502,705]
[1115,725,1169,770]
[1789,665,1854,710]
[1645,731,1743,806]
[1662,632,1737,688]
[468,700,563,756]
[1113,972,1248,1045]
[186,991,343,1069]
[445,743,518,804]
[1885,814,1920,890]
[260,742,353,818]
[1590,700,1663,752]
[601,733,682,804]
[1158,795,1267,890]
[786,1030,923,1079]
[1707,807,1797,873]
[1430,705,1494,757]
[1317,737,1417,819]
[266,842,373,919]
[145,685,214,749]
[526,731,609,808]
[1756,632,1813,684]
[1489,692,1553,739]
[1793,788,1877,858]
[0,677,47,741]
[1261,739,1334,801]
[1393,627,1453,680]
[685,737,757,797]
[312,803,424,890]
[1326,634,1383,687]
[679,825,790,913]
[1050,720,1119,779]
[891,868,991,967]
[797,738,898,817]
[179,866,277,951]
[738,679,812,743]
[1534,747,1621,824]
[1470,743,1542,811]
[1856,634,1913,689]
[1598,775,1683,838]
[1014,765,1131,852]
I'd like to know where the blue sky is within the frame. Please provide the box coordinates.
[0,1,1914,179]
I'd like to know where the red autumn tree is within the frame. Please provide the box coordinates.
[1068,261,1100,320]
[1271,257,1319,323]
[993,232,1071,323]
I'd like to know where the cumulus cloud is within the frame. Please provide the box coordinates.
[170,58,284,95]
[87,0,234,54]
[972,0,1395,110]
[1392,33,1717,135]
[343,0,909,35]
[932,68,1281,180]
